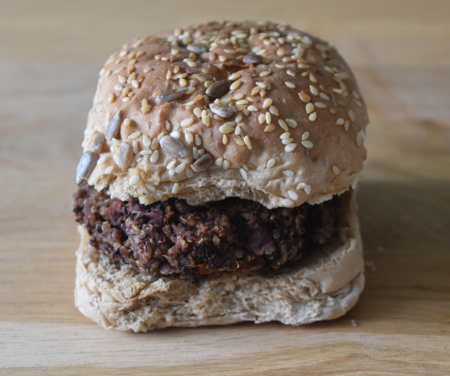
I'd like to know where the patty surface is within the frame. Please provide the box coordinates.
[73,183,341,281]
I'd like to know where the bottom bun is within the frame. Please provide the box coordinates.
[74,191,364,332]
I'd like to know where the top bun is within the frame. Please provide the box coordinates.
[80,20,368,208]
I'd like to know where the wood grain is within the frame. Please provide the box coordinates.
[1,0,449,375]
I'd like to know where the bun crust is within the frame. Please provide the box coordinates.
[74,191,364,331]
[80,21,368,208]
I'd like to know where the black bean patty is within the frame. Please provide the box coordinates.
[73,183,341,281]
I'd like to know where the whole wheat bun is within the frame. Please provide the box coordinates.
[74,21,368,330]
[75,191,364,331]
[80,20,368,209]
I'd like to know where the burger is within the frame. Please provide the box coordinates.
[73,21,368,331]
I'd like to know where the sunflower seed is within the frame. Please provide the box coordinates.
[118,143,133,170]
[187,43,209,54]
[91,133,105,153]
[160,135,188,158]
[105,111,122,140]
[191,153,213,172]
[243,54,263,64]
[76,151,98,183]
[209,103,234,118]
[205,80,231,99]
[155,88,189,104]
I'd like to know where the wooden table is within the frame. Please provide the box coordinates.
[1,1,449,374]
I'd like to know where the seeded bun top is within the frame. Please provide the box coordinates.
[78,20,368,208]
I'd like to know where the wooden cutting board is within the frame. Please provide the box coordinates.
[1,1,449,374]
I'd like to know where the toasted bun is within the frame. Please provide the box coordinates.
[78,21,368,209]
[74,191,364,331]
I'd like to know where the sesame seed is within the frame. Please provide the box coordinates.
[247,105,258,112]
[131,80,139,88]
[285,143,297,152]
[185,169,194,178]
[172,183,180,194]
[260,71,272,77]
[264,124,275,132]
[336,118,345,125]
[302,140,313,148]
[299,92,311,103]
[306,103,315,114]
[286,119,297,128]
[219,122,236,134]
[235,113,243,123]
[244,135,253,150]
[185,130,194,144]
[222,134,228,145]
[268,105,280,116]
[304,185,312,194]
[239,168,248,179]
[128,131,141,140]
[285,81,296,89]
[229,72,241,81]
[150,150,159,163]
[129,175,140,185]
[192,147,199,159]
[315,102,327,109]
[282,138,294,145]
[258,113,266,124]
[141,104,152,114]
[202,112,211,127]
[180,118,194,128]
[184,59,198,68]
[193,107,202,118]
[223,160,231,169]
[356,130,365,146]
[133,140,139,153]
[309,112,317,121]
[288,190,298,200]
[234,137,245,146]
[281,198,294,206]
[266,158,276,168]
[310,85,319,96]
[348,110,356,122]
[142,135,151,148]
[104,166,114,174]
[151,137,159,150]
[320,92,331,101]
[195,134,202,146]
[278,119,289,131]
[344,120,350,131]
[118,75,126,84]
[286,69,296,77]
[265,112,272,124]
[302,132,310,140]
[170,131,180,139]
[280,131,291,139]
[229,80,242,91]
[332,166,340,175]
[309,73,317,83]
[180,78,188,87]
[175,163,186,174]
[215,157,224,167]
[251,86,260,96]
[283,170,294,177]
[234,124,242,136]
[114,84,123,91]
[262,98,273,109]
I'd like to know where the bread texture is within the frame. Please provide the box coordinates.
[79,20,369,209]
[74,191,364,332]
